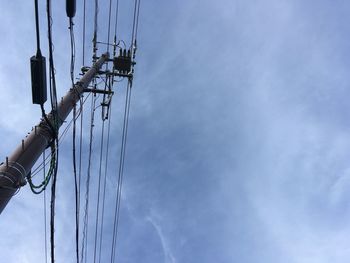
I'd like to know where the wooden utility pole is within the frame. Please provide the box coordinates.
[0,53,109,214]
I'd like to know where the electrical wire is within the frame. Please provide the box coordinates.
[131,0,141,58]
[93,0,99,59]
[82,0,86,66]
[81,88,98,263]
[46,1,59,260]
[30,93,91,179]
[106,0,113,54]
[73,103,80,263]
[98,101,112,263]
[110,80,133,263]
[68,12,79,263]
[43,150,48,263]
[69,18,76,87]
[92,116,106,263]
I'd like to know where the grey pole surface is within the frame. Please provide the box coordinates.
[0,53,109,214]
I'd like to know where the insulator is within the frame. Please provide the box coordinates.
[66,0,76,18]
[127,50,131,57]
[123,49,127,57]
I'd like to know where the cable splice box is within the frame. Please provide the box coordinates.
[30,53,47,105]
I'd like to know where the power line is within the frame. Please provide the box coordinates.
[93,117,106,263]
[81,88,98,263]
[111,80,133,263]
[43,150,48,263]
[98,101,112,263]
[82,0,86,65]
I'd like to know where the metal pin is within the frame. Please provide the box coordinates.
[22,140,24,151]
[6,157,8,168]
[34,126,37,135]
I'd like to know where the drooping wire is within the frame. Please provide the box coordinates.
[27,144,56,194]
[30,93,91,179]
[110,80,133,263]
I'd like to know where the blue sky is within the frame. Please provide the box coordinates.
[2,0,350,262]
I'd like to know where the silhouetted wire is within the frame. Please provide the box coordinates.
[46,0,59,260]
[93,0,99,59]
[77,97,84,262]
[81,86,98,263]
[113,0,120,56]
[82,0,86,65]
[69,18,76,86]
[93,115,106,263]
[73,103,80,263]
[111,80,133,263]
[43,150,48,263]
[135,0,141,42]
[131,0,141,49]
[106,0,113,54]
[68,13,80,263]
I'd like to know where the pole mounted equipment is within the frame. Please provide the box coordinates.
[0,53,109,214]
[31,0,47,105]
[66,0,76,18]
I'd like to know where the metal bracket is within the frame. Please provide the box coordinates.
[83,88,114,95]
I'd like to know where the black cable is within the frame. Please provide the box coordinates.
[112,0,119,57]
[135,0,141,43]
[98,101,112,263]
[106,0,113,54]
[69,17,76,87]
[47,2,59,259]
[34,0,42,54]
[93,117,106,263]
[73,104,79,263]
[50,139,58,263]
[93,0,99,59]
[43,150,48,263]
[81,90,97,263]
[47,0,58,120]
[82,0,86,65]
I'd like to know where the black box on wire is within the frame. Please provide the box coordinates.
[30,54,47,105]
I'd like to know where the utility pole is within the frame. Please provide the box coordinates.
[0,53,109,214]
